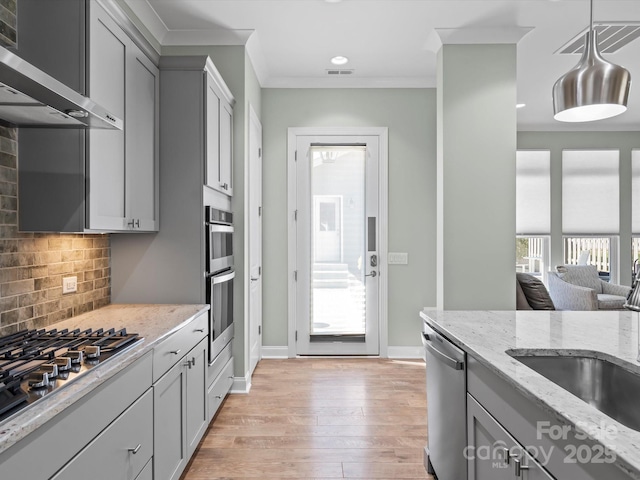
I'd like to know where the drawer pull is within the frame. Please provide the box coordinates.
[216,394,223,399]
[194,328,205,333]
[169,349,182,355]
[128,444,142,455]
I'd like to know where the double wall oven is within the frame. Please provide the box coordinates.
[205,207,235,363]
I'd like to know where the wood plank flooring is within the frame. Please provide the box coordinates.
[181,358,435,480]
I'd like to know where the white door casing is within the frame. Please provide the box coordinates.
[287,128,389,357]
[248,105,263,374]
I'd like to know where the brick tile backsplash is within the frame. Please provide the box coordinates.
[0,127,111,337]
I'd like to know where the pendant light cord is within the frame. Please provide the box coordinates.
[589,0,593,33]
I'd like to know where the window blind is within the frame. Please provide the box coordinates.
[516,150,550,235]
[632,150,640,234]
[562,150,619,235]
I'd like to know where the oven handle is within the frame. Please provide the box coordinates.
[212,269,235,285]
[209,225,234,233]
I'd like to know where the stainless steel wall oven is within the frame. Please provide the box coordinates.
[205,207,234,363]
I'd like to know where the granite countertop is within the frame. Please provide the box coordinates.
[0,303,209,455]
[420,309,640,480]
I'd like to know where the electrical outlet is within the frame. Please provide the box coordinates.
[388,252,408,265]
[62,276,78,294]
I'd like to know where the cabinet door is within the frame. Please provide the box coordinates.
[468,395,555,480]
[52,389,153,480]
[126,44,159,232]
[87,2,127,230]
[219,100,233,196]
[154,358,188,480]
[205,72,221,190]
[186,338,209,457]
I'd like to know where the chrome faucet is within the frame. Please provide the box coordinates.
[624,270,640,311]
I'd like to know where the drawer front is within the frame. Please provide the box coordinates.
[207,357,234,422]
[134,458,153,480]
[52,388,153,480]
[154,312,207,382]
[0,352,152,480]
[207,339,232,387]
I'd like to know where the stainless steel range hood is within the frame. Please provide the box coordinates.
[0,45,123,129]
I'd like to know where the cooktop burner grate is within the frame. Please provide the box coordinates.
[0,326,141,422]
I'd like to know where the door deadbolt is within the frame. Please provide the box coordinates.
[370,254,377,267]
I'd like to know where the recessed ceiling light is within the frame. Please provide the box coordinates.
[331,56,349,65]
[516,103,526,109]
[325,0,343,3]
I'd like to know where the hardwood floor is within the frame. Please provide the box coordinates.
[181,358,435,480]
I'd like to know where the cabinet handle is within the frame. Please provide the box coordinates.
[128,444,142,455]
[194,328,205,333]
[170,349,182,355]
[127,219,141,229]
[216,394,223,399]
[513,458,530,477]
[500,447,510,464]
[183,360,192,368]
[221,183,228,190]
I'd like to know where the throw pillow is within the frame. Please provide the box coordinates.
[516,273,555,310]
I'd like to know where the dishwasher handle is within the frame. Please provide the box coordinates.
[423,332,464,370]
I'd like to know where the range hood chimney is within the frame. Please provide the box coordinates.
[0,45,122,129]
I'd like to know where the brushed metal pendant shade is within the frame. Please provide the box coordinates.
[552,1,632,122]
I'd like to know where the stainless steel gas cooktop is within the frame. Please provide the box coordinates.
[0,327,141,422]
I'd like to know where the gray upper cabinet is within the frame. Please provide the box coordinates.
[16,0,159,233]
[204,65,235,196]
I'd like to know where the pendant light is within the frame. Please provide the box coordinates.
[552,0,631,122]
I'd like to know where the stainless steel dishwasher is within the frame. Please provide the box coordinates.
[423,321,467,480]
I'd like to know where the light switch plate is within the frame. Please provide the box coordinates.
[388,252,408,264]
[62,276,77,294]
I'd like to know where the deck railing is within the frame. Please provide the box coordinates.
[563,237,610,272]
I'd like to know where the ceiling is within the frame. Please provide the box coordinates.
[123,0,640,131]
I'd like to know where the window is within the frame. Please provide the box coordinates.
[631,150,640,279]
[516,236,549,280]
[562,150,620,282]
[563,236,615,282]
[516,151,550,282]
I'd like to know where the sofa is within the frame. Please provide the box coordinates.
[547,264,631,310]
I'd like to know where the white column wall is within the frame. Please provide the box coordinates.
[437,44,517,310]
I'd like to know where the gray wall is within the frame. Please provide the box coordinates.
[518,131,640,286]
[262,88,436,348]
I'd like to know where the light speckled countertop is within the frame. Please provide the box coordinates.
[0,303,209,455]
[420,309,640,480]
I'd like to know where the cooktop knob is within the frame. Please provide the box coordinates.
[54,357,72,371]
[84,345,101,359]
[41,363,59,379]
[28,371,49,389]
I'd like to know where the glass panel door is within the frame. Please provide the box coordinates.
[295,136,379,355]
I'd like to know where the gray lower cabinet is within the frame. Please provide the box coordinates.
[467,394,554,480]
[51,389,153,480]
[0,352,153,480]
[154,337,209,480]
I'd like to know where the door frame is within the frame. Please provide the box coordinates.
[287,127,389,358]
[248,104,263,375]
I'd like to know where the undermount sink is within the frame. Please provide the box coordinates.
[509,351,640,432]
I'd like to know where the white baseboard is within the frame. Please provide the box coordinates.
[260,345,423,359]
[230,373,252,394]
[261,346,290,359]
[387,346,424,359]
